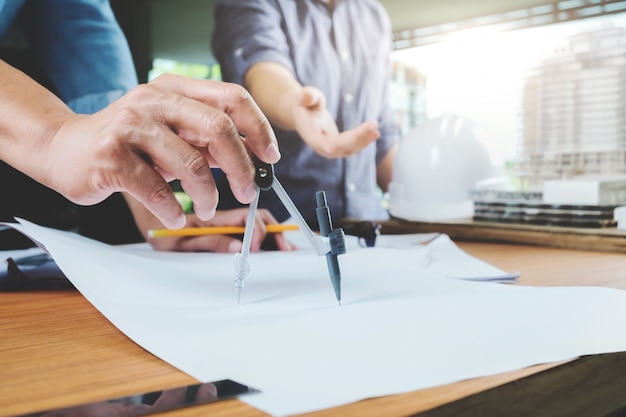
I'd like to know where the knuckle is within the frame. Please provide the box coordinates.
[106,107,160,148]
[223,82,251,105]
[149,73,181,90]
[91,110,142,157]
[182,150,210,179]
[125,83,159,103]
[145,181,172,206]
[91,136,122,166]
[110,106,142,131]
[224,84,270,130]
[206,111,236,136]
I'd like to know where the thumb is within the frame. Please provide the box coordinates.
[352,121,381,140]
[299,86,325,110]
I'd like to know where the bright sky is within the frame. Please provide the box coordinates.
[391,14,626,163]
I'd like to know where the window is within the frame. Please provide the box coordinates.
[149,58,220,81]
[390,2,626,191]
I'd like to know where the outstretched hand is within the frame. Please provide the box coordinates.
[292,86,380,158]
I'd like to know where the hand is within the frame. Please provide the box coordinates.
[292,86,380,158]
[129,196,295,252]
[42,74,280,229]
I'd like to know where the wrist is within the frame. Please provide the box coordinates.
[0,63,74,189]
[31,113,77,191]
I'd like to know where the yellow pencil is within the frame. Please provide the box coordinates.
[147,224,299,238]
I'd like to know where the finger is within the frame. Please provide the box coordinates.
[116,153,186,229]
[127,124,219,222]
[151,143,219,222]
[272,232,296,251]
[167,100,257,205]
[178,235,243,253]
[146,236,180,252]
[101,100,220,223]
[152,387,186,407]
[196,383,218,400]
[335,121,381,156]
[318,110,340,136]
[129,83,256,207]
[249,215,269,252]
[179,175,218,221]
[152,75,280,164]
[342,121,380,144]
[253,209,295,251]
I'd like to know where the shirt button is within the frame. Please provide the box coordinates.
[347,183,356,192]
[344,93,354,103]
[234,48,243,57]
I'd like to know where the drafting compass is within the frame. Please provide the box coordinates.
[233,159,346,304]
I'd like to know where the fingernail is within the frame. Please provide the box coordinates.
[267,143,281,161]
[197,207,216,221]
[228,240,242,253]
[170,214,186,230]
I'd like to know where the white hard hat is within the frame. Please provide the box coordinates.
[388,114,506,221]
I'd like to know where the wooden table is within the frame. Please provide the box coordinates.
[374,218,626,253]
[1,242,626,417]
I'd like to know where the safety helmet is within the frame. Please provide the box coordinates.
[388,114,506,221]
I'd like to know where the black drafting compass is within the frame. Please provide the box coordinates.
[233,159,346,304]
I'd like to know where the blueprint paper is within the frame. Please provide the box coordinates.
[3,219,626,417]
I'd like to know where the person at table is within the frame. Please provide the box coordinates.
[211,0,400,228]
[0,0,291,253]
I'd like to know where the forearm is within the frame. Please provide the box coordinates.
[377,144,397,192]
[0,60,74,186]
[244,61,302,131]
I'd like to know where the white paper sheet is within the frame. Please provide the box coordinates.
[4,219,626,416]
[423,234,520,282]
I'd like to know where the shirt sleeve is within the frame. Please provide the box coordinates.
[19,0,137,114]
[211,0,295,86]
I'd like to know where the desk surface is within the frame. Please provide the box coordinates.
[374,218,626,253]
[1,242,626,417]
